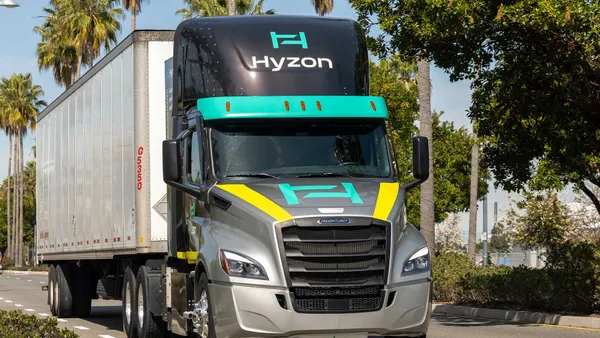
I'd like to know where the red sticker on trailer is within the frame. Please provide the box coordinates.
[137,147,144,190]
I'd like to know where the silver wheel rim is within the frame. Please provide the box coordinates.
[125,280,131,325]
[138,284,144,329]
[193,289,209,338]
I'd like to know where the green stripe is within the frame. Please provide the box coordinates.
[196,95,388,120]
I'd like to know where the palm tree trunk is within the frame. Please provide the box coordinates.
[18,132,24,267]
[131,12,136,32]
[467,62,481,263]
[6,133,12,259]
[228,0,236,15]
[11,138,17,260]
[417,58,435,257]
[75,54,82,82]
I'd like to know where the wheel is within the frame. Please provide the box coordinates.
[48,265,57,315]
[122,266,137,337]
[55,263,74,317]
[73,265,92,318]
[190,273,216,338]
[135,266,166,337]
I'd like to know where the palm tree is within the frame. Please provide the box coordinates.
[122,0,148,32]
[34,3,80,87]
[176,0,274,18]
[0,91,14,259]
[309,0,333,16]
[35,0,124,85]
[0,73,46,266]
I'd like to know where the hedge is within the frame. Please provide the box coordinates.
[432,243,600,315]
[0,310,79,337]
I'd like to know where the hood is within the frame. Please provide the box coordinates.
[212,178,401,222]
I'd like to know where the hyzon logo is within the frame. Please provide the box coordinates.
[250,31,333,72]
[270,32,308,49]
[278,183,363,205]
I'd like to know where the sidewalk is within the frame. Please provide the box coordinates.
[433,303,600,329]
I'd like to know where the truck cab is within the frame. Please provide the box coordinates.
[160,15,432,338]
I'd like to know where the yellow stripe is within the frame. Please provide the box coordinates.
[216,184,293,222]
[372,182,399,221]
[177,251,198,264]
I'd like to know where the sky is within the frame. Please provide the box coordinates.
[0,0,576,240]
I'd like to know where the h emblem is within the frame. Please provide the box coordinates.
[270,32,308,49]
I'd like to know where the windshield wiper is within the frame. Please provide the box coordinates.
[225,173,280,179]
[296,172,353,178]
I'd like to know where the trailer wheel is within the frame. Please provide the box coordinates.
[55,263,74,317]
[191,273,216,338]
[135,266,165,337]
[122,266,137,337]
[73,266,92,318]
[48,265,57,315]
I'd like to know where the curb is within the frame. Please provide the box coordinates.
[432,304,600,330]
[1,270,48,276]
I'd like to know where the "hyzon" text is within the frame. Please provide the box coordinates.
[251,56,333,72]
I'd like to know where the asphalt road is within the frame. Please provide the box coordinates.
[1,272,599,338]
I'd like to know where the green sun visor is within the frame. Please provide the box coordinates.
[196,95,389,120]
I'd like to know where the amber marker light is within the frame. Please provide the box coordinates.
[370,100,377,111]
[226,102,231,112]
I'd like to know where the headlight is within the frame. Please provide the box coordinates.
[219,250,268,280]
[402,246,430,276]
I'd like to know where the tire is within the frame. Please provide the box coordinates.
[191,273,216,338]
[55,263,74,317]
[73,265,92,318]
[135,266,166,337]
[48,265,57,316]
[122,266,137,338]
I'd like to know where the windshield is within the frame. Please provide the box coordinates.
[209,119,393,179]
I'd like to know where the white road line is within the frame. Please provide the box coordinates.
[99,335,117,338]
[40,281,44,283]
[25,309,35,312]
[73,326,90,330]
[16,277,20,280]
[0,297,4,300]
[4,300,12,303]
[39,313,50,317]
[57,318,67,322]
[27,279,32,282]
[15,304,22,307]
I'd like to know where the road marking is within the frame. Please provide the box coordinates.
[16,277,20,280]
[39,313,50,317]
[27,279,32,282]
[57,318,67,322]
[15,304,22,307]
[73,326,90,330]
[0,297,3,300]
[99,335,117,338]
[4,300,12,303]
[40,281,44,283]
[25,309,35,312]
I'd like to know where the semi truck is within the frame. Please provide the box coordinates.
[36,15,432,338]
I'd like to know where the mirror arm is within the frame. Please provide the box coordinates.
[403,178,424,192]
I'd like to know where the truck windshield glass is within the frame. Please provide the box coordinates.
[210,119,392,179]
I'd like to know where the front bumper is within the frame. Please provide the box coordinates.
[210,279,432,338]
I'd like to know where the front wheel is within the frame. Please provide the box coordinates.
[190,273,216,338]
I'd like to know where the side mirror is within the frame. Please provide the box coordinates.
[412,136,429,181]
[163,139,182,183]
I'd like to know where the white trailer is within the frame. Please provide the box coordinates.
[36,31,174,261]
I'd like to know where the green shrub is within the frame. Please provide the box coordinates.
[0,310,79,338]
[432,251,476,302]
[432,244,600,315]
[1,256,15,269]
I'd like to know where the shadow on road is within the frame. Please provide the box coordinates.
[432,314,536,328]
[84,305,123,331]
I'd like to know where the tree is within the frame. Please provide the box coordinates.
[489,219,511,252]
[369,57,490,226]
[176,0,274,18]
[309,0,333,16]
[435,213,466,253]
[0,88,14,258]
[468,1,600,217]
[122,0,148,32]
[35,0,124,85]
[0,74,46,266]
